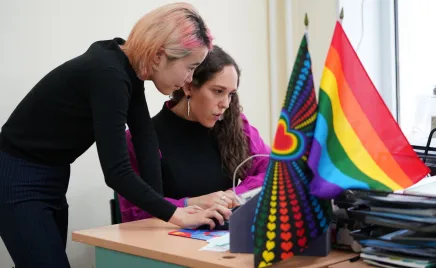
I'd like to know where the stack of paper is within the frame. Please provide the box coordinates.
[403,175,436,197]
[345,189,436,268]
[199,233,230,252]
[360,247,436,268]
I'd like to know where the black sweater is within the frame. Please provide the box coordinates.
[153,104,233,199]
[0,38,176,221]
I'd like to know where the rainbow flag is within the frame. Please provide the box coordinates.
[252,34,331,268]
[308,21,430,199]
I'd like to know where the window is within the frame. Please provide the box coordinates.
[396,0,436,147]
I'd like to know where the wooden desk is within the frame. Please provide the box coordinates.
[328,259,368,268]
[72,219,358,268]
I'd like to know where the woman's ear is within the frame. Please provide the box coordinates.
[182,83,193,96]
[153,47,166,65]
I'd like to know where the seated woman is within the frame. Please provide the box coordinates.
[118,45,270,222]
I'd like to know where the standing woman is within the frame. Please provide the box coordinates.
[0,3,230,268]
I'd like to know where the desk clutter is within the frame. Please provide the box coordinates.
[168,228,231,252]
[332,187,436,268]
[168,229,228,241]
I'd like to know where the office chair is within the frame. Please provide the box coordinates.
[109,192,122,225]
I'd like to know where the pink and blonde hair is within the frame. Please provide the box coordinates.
[121,3,213,79]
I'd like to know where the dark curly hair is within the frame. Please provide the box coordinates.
[170,45,251,179]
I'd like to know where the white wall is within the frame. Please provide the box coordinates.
[267,0,338,137]
[291,0,338,91]
[0,1,270,267]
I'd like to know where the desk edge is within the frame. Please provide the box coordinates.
[72,231,237,268]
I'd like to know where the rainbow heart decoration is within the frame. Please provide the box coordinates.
[262,251,275,263]
[271,112,306,161]
[252,33,331,268]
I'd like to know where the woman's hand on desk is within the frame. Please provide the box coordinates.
[187,191,239,209]
[225,190,241,207]
[168,204,232,229]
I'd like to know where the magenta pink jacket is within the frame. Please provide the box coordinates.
[118,113,270,222]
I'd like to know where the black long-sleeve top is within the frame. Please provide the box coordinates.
[0,37,176,221]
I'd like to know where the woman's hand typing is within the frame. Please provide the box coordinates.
[187,190,239,209]
[168,204,232,229]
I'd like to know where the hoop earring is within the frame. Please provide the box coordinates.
[187,95,191,117]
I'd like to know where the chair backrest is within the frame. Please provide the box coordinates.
[109,199,116,225]
[109,192,122,225]
[114,191,122,223]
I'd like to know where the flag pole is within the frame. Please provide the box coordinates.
[304,12,309,29]
[304,13,309,43]
[339,7,344,24]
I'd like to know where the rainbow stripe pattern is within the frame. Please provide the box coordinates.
[307,22,430,199]
[252,34,331,268]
